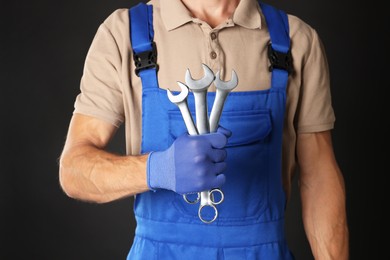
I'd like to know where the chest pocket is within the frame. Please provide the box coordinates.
[168,109,272,146]
[168,108,273,222]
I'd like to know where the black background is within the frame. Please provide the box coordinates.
[0,0,386,259]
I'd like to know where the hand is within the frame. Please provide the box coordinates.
[147,127,231,194]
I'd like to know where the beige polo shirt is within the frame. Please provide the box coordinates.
[73,0,335,198]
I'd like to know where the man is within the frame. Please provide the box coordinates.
[59,0,349,259]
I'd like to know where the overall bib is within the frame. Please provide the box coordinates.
[127,2,295,259]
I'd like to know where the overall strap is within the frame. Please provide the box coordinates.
[129,3,158,90]
[259,2,292,90]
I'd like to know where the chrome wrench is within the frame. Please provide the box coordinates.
[167,82,198,136]
[185,64,214,134]
[209,70,239,132]
[185,64,223,223]
[167,82,201,206]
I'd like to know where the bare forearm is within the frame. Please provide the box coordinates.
[59,144,149,203]
[300,167,349,259]
[298,132,349,259]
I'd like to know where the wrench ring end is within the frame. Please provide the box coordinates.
[198,204,218,224]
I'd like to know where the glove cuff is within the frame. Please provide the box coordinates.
[146,152,157,192]
[146,149,176,192]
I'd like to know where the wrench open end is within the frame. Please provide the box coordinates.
[209,70,239,132]
[214,70,239,91]
[167,82,189,103]
[185,64,215,91]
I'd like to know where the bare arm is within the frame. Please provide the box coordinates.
[297,131,349,259]
[59,114,149,203]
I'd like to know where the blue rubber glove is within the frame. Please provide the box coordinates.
[147,127,232,195]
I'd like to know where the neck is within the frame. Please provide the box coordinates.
[181,0,240,28]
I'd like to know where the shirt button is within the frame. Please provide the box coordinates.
[210,51,217,59]
[210,32,217,40]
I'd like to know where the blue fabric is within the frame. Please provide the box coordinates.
[259,2,290,91]
[127,1,294,259]
[129,3,158,90]
[129,3,154,53]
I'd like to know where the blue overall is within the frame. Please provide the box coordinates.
[127,2,294,259]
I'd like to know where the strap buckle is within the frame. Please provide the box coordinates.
[133,42,158,76]
[268,43,293,74]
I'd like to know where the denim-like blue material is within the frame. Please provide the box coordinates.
[127,2,295,259]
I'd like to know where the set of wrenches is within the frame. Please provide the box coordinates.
[167,64,238,223]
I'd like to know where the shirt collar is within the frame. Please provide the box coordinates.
[233,0,262,29]
[160,0,262,31]
[160,0,193,31]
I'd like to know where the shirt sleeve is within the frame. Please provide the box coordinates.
[73,16,125,127]
[295,28,336,133]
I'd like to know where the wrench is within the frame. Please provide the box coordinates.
[209,70,239,132]
[185,64,224,223]
[197,69,238,223]
[167,82,198,136]
[167,82,201,204]
[185,64,215,134]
